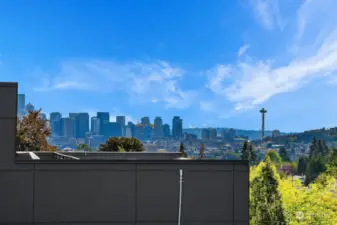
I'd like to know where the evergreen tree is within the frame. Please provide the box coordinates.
[317,139,325,156]
[279,147,290,162]
[249,143,257,165]
[296,156,307,175]
[250,157,287,225]
[309,137,318,158]
[264,150,282,164]
[322,140,330,156]
[179,142,187,158]
[240,141,250,160]
[304,156,326,185]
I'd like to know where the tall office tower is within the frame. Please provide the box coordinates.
[25,103,35,114]
[97,112,110,136]
[163,124,170,137]
[106,122,122,137]
[154,117,164,138]
[134,124,146,141]
[209,128,217,140]
[40,113,47,121]
[77,113,89,138]
[69,113,79,137]
[17,94,25,118]
[60,118,74,138]
[125,127,132,137]
[50,112,62,137]
[172,116,183,140]
[127,121,135,137]
[116,116,126,136]
[201,128,210,140]
[91,117,101,135]
[141,117,150,125]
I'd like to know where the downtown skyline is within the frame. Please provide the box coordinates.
[2,0,337,132]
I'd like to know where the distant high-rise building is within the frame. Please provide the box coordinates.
[69,113,79,137]
[60,118,74,138]
[91,117,100,135]
[154,117,164,138]
[97,112,110,136]
[172,116,183,140]
[40,113,47,121]
[125,127,132,137]
[272,130,281,138]
[134,124,146,140]
[141,117,150,125]
[25,103,34,114]
[50,112,62,137]
[127,121,135,137]
[116,116,126,136]
[77,113,89,138]
[106,122,122,137]
[209,128,217,140]
[17,94,25,118]
[202,129,210,140]
[163,124,170,137]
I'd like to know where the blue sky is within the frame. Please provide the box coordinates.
[1,0,337,132]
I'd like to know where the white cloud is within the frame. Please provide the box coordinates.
[207,0,337,111]
[33,59,195,109]
[238,44,250,57]
[250,0,284,30]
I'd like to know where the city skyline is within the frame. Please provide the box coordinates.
[2,0,337,132]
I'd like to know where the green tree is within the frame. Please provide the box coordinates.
[240,141,250,160]
[309,137,318,158]
[77,143,90,152]
[99,137,144,152]
[264,150,282,164]
[250,157,287,225]
[279,147,290,162]
[326,148,337,176]
[304,156,326,185]
[179,142,187,158]
[16,109,53,151]
[296,156,307,175]
[249,143,257,165]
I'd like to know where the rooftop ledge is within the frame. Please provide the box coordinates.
[15,151,248,164]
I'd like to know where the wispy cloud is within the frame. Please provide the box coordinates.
[33,59,196,109]
[206,0,337,111]
[250,0,284,30]
[238,44,250,57]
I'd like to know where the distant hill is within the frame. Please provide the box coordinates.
[183,128,289,140]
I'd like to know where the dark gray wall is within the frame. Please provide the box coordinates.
[0,82,249,225]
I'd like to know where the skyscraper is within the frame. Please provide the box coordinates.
[60,118,74,138]
[106,122,122,137]
[127,121,135,137]
[141,117,150,125]
[91,117,100,135]
[202,128,210,140]
[172,116,183,140]
[209,128,217,140]
[50,112,62,137]
[116,116,126,136]
[69,113,78,137]
[97,112,110,136]
[163,124,170,137]
[25,103,34,114]
[17,94,25,118]
[154,117,163,138]
[77,113,89,138]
